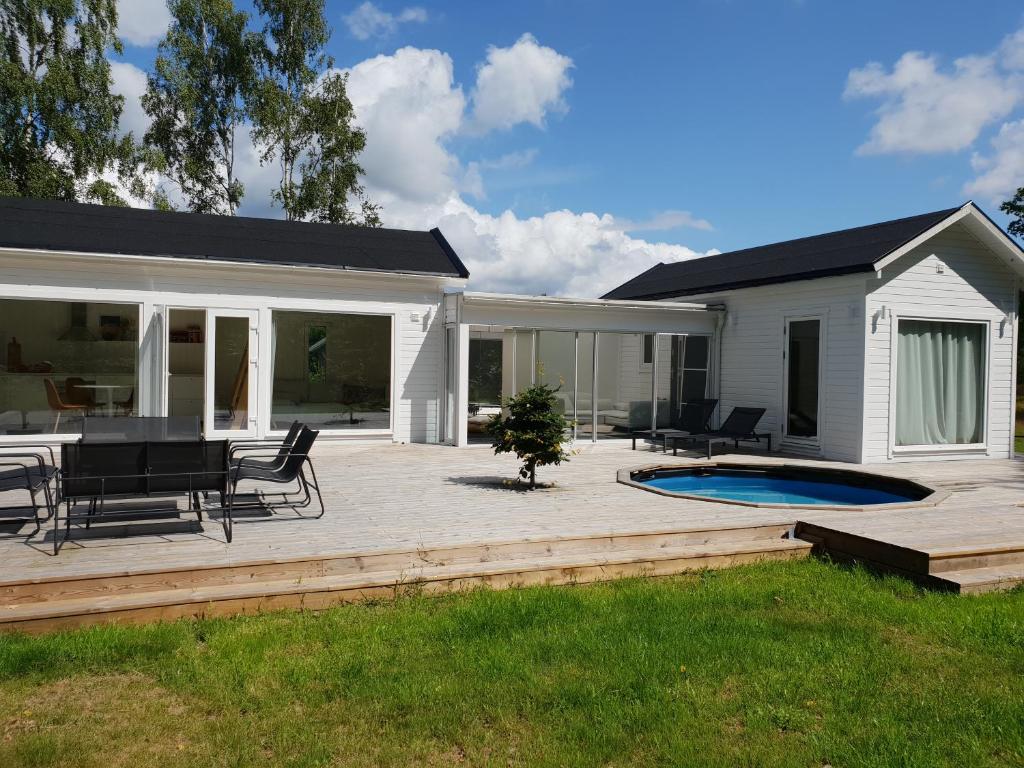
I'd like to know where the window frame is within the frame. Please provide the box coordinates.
[266,307,396,437]
[0,293,143,443]
[888,313,992,457]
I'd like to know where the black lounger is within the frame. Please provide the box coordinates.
[631,399,718,452]
[671,406,770,458]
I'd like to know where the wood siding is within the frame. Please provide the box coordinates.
[687,275,867,462]
[0,250,451,443]
[863,222,1019,462]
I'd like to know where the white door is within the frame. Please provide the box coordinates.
[204,309,259,439]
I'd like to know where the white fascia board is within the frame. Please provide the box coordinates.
[458,290,716,313]
[0,245,461,287]
[873,203,1024,278]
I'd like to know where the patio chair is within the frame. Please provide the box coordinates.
[228,420,303,471]
[43,378,88,433]
[631,399,718,452]
[671,406,770,459]
[225,426,324,542]
[0,445,59,533]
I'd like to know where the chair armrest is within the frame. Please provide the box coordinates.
[229,441,285,458]
[0,444,56,467]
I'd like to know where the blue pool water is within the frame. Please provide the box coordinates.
[637,469,918,506]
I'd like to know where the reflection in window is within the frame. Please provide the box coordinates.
[0,298,139,435]
[271,311,391,431]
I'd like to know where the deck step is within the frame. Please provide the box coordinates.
[931,564,1024,594]
[0,538,811,633]
[926,541,1024,575]
[0,522,795,606]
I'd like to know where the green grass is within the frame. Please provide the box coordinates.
[1,559,1022,767]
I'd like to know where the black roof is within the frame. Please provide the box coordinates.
[0,197,469,278]
[603,206,964,300]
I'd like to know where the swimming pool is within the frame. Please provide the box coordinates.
[626,465,933,507]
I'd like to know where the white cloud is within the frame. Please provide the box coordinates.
[116,0,170,47]
[339,43,710,296]
[108,61,149,138]
[343,47,467,204]
[378,194,710,297]
[845,50,1022,154]
[617,210,713,232]
[964,119,1024,203]
[343,2,427,40]
[469,34,573,133]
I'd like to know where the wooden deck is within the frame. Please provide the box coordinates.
[1,442,1022,632]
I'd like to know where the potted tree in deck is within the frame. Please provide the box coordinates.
[487,382,571,489]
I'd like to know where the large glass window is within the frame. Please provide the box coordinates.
[785,319,820,439]
[468,338,502,407]
[535,331,577,426]
[595,332,653,439]
[270,310,391,431]
[896,319,985,446]
[0,298,139,435]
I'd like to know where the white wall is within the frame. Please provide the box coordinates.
[688,274,867,462]
[0,249,452,443]
[863,222,1019,461]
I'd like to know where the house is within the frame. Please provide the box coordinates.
[0,196,468,444]
[1,196,1021,463]
[605,202,1024,462]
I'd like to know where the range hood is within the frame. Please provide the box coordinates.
[58,303,97,341]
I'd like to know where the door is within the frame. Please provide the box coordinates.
[784,317,821,442]
[205,309,258,439]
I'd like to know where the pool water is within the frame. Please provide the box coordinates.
[636,468,919,506]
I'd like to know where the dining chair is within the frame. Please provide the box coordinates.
[43,378,88,433]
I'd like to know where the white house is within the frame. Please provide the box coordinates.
[606,202,1024,462]
[1,197,1021,464]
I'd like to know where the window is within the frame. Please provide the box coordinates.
[641,333,654,366]
[468,338,502,406]
[0,298,139,436]
[270,310,391,431]
[895,319,985,446]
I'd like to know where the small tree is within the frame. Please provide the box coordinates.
[487,383,570,490]
[1001,186,1024,239]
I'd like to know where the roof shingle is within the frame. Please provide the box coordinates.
[0,197,469,278]
[602,206,962,300]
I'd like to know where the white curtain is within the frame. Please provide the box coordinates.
[895,320,984,446]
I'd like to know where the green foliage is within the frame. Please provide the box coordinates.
[250,0,379,225]
[1002,186,1024,239]
[487,382,570,488]
[1,560,1023,766]
[0,0,153,204]
[142,0,258,214]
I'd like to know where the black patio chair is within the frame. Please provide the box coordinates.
[671,406,770,458]
[225,426,324,542]
[0,445,59,533]
[631,399,718,452]
[228,420,303,471]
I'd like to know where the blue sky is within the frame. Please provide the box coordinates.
[111,0,1024,295]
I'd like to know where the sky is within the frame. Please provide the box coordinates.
[109,0,1024,297]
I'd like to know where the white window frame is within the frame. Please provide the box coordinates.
[264,306,396,438]
[781,313,827,451]
[0,291,144,443]
[888,313,992,457]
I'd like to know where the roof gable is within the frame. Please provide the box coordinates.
[603,205,981,300]
[0,197,469,278]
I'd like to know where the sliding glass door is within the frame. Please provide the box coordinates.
[895,319,985,447]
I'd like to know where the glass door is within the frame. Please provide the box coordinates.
[784,317,821,441]
[205,309,258,439]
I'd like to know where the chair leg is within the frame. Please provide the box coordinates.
[53,410,61,434]
[303,460,325,519]
[192,491,202,521]
[224,482,236,543]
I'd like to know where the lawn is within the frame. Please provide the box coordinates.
[0,559,1022,768]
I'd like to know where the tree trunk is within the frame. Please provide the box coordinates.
[529,462,536,489]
